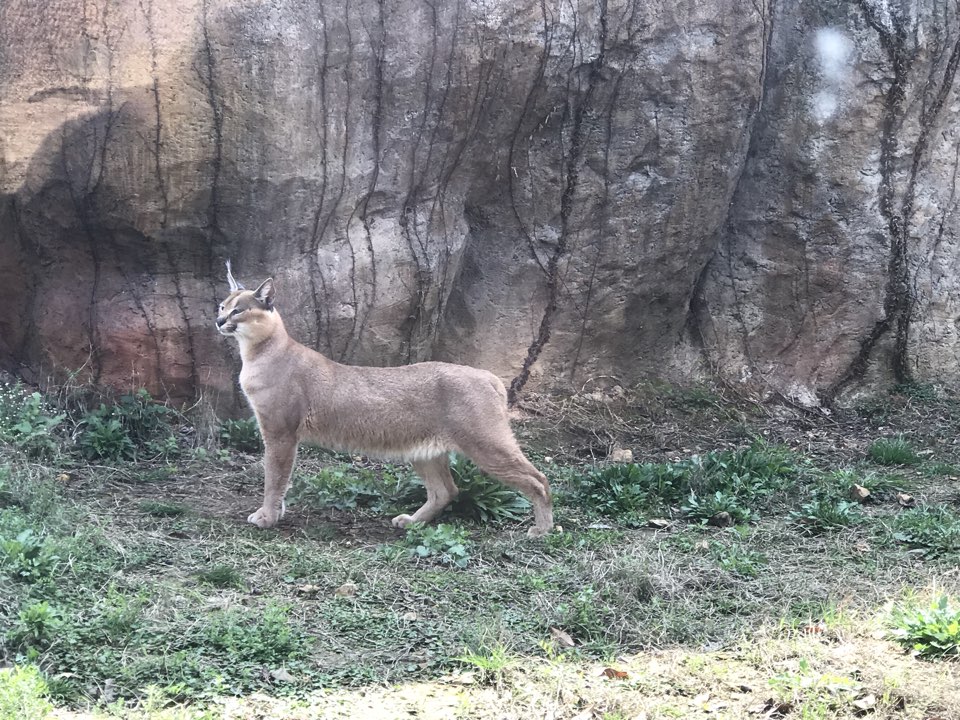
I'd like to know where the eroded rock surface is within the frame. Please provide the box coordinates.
[0,0,956,409]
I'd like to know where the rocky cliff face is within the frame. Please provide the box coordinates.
[0,0,957,410]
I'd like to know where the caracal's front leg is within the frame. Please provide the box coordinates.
[248,439,298,528]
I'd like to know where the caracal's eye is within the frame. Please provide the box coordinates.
[218,304,224,312]
[231,307,243,316]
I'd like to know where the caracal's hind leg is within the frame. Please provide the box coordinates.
[461,439,553,537]
[248,439,298,528]
[392,455,460,529]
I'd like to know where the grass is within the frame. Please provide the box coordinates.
[138,499,189,517]
[0,665,53,720]
[791,499,864,534]
[891,506,960,556]
[196,563,246,589]
[572,439,800,527]
[868,436,921,466]
[1,381,960,717]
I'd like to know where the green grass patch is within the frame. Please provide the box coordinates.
[891,506,960,556]
[709,540,766,578]
[456,644,512,685]
[0,665,53,720]
[196,564,246,589]
[574,440,800,526]
[138,499,189,517]
[868,436,921,466]
[790,499,863,534]
[2,380,960,715]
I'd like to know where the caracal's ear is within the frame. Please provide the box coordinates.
[253,278,275,309]
[225,259,244,292]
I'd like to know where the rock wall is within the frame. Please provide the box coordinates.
[0,0,956,410]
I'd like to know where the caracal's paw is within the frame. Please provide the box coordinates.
[391,514,415,529]
[247,507,279,528]
[526,524,551,539]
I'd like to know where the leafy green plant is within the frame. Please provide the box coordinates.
[202,603,304,664]
[683,490,754,525]
[767,657,861,715]
[576,461,691,525]
[556,584,614,649]
[112,389,177,448]
[448,456,530,523]
[709,541,766,578]
[404,523,472,568]
[0,384,65,458]
[95,587,146,642]
[219,417,262,454]
[889,595,960,658]
[78,389,179,461]
[0,665,53,720]
[790,499,863,534]
[892,506,960,557]
[456,644,512,685]
[8,601,63,648]
[868,436,920,466]
[0,529,60,582]
[78,413,135,460]
[576,441,798,527]
[293,465,423,514]
[698,440,799,494]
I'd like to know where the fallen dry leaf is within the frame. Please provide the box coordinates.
[897,493,916,507]
[296,584,321,594]
[647,518,672,530]
[549,627,575,648]
[849,484,871,502]
[600,667,628,680]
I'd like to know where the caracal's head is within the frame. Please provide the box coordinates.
[216,261,279,343]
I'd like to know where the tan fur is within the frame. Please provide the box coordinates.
[216,274,553,537]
